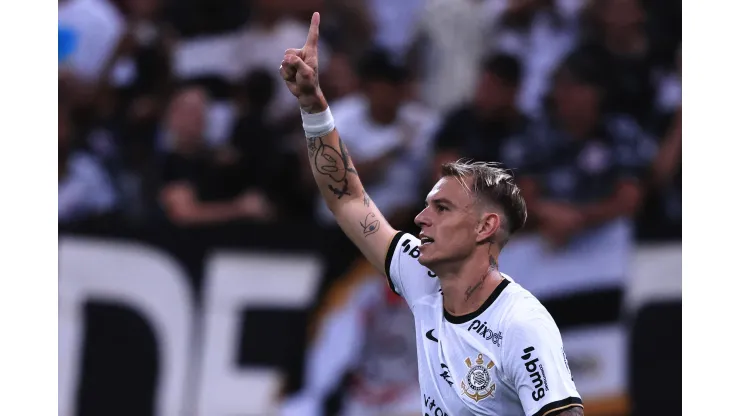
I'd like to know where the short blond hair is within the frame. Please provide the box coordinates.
[441,160,527,244]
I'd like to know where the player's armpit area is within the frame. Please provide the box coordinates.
[533,397,584,416]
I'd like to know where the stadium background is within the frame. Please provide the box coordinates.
[58,0,681,415]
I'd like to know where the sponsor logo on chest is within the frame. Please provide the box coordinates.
[468,319,503,347]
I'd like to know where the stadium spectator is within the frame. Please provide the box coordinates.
[512,48,656,246]
[489,0,585,117]
[431,53,528,182]
[227,69,315,221]
[58,0,125,84]
[59,104,119,224]
[637,47,681,240]
[105,0,175,133]
[157,87,276,225]
[496,48,657,331]
[318,0,375,59]
[580,0,657,126]
[315,48,438,228]
[367,0,426,60]
[320,52,360,103]
[407,0,490,112]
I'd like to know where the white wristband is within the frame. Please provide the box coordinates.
[301,107,335,138]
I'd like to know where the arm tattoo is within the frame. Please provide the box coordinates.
[328,180,351,199]
[307,137,318,156]
[362,190,370,207]
[556,406,584,416]
[360,213,380,237]
[308,136,357,200]
[339,139,358,175]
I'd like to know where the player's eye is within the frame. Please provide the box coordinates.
[436,205,448,212]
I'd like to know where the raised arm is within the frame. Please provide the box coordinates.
[279,13,397,274]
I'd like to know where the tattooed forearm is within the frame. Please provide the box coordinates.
[307,137,318,156]
[308,135,358,200]
[339,139,358,176]
[328,180,351,199]
[360,212,380,237]
[309,137,354,178]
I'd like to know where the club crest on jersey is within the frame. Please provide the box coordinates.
[460,354,496,402]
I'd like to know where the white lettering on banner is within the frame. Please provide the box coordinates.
[59,238,195,416]
[58,238,322,416]
[196,252,321,415]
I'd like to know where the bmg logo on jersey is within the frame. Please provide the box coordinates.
[521,346,549,401]
[468,320,503,347]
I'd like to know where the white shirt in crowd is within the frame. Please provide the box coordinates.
[58,0,125,82]
[385,232,583,416]
[368,0,427,60]
[487,0,586,117]
[59,153,117,223]
[316,95,439,226]
[413,0,490,113]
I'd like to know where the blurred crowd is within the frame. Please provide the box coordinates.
[58,0,681,242]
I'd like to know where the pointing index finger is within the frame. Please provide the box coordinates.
[304,12,320,53]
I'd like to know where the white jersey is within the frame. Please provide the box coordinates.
[384,232,583,416]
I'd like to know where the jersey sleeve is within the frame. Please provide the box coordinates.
[503,316,582,416]
[384,231,441,307]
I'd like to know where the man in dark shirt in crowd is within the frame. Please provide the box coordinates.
[582,0,658,127]
[158,87,276,224]
[511,48,657,247]
[432,53,528,182]
[502,47,657,329]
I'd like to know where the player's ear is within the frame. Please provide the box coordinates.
[475,211,501,244]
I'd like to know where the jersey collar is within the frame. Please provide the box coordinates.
[443,279,511,324]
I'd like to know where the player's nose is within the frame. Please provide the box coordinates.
[414,208,431,229]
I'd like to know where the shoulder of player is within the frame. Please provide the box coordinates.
[386,232,437,276]
[498,293,558,346]
[390,232,423,258]
[466,279,542,329]
[497,280,546,313]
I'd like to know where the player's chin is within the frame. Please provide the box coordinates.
[418,245,433,266]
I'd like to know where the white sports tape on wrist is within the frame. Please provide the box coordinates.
[301,107,335,138]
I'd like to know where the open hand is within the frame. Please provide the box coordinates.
[279,12,325,112]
